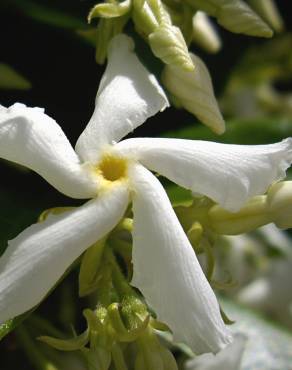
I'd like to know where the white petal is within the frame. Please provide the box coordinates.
[116,138,292,211]
[0,103,98,198]
[0,185,129,323]
[130,164,232,354]
[75,34,169,162]
[185,334,247,370]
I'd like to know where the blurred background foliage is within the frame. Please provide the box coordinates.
[1,1,292,369]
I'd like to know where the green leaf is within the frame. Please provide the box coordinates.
[221,298,292,369]
[0,63,31,90]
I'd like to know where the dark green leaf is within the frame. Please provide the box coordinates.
[0,63,31,90]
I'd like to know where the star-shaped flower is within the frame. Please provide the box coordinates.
[0,35,292,354]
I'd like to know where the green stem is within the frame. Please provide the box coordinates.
[106,248,135,298]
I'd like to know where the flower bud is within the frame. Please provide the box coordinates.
[208,195,271,235]
[187,0,273,38]
[192,12,222,53]
[248,0,284,33]
[162,53,225,134]
[267,181,292,229]
[132,0,194,70]
[107,302,149,342]
[149,25,194,71]
[79,238,107,297]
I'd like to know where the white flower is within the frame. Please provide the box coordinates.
[0,34,292,354]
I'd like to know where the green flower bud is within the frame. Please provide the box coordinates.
[79,238,107,297]
[208,195,271,235]
[186,0,273,38]
[149,24,194,71]
[108,300,149,342]
[247,0,284,33]
[88,0,131,21]
[192,11,222,53]
[132,0,160,36]
[267,181,292,229]
[187,221,204,249]
[162,52,225,134]
[132,0,194,70]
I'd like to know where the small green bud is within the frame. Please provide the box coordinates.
[247,0,284,33]
[187,221,204,249]
[132,0,160,36]
[208,195,271,235]
[267,181,292,229]
[108,301,149,342]
[79,238,107,297]
[88,0,131,21]
[162,52,225,134]
[186,0,273,38]
[192,11,222,53]
[132,0,193,70]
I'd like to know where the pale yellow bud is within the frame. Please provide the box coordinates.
[149,24,194,71]
[187,0,273,38]
[248,0,284,33]
[208,195,271,235]
[162,53,225,134]
[267,181,292,229]
[192,12,222,53]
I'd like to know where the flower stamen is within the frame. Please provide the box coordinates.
[97,154,128,182]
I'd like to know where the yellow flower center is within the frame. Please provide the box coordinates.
[97,154,128,183]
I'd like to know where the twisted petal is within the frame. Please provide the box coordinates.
[130,164,231,354]
[0,103,98,198]
[0,185,129,323]
[116,138,292,211]
[75,34,169,162]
